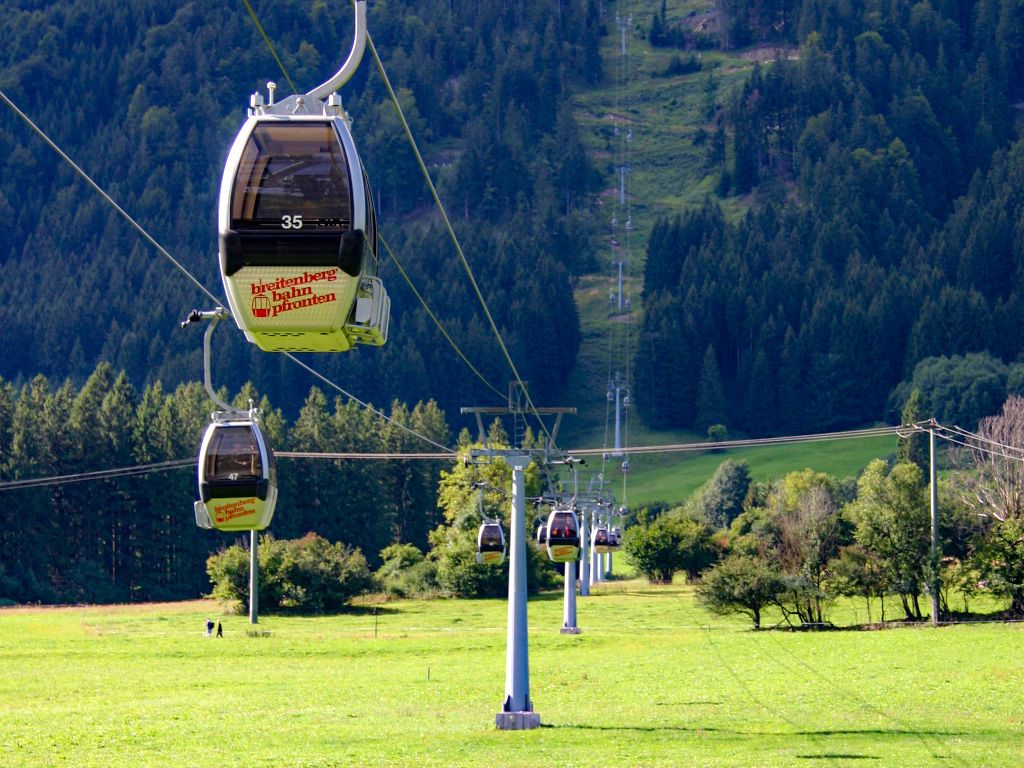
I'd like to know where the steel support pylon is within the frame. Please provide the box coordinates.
[579,505,590,596]
[561,560,580,634]
[249,530,259,624]
[496,455,540,729]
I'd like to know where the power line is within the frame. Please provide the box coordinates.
[933,422,1024,456]
[925,425,1024,464]
[0,88,453,456]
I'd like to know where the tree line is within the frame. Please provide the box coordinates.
[0,362,449,604]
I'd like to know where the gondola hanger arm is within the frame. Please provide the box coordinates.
[181,307,248,418]
[306,0,368,102]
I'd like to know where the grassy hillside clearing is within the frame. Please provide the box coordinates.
[2,584,1020,767]
[563,4,826,504]
[601,433,897,507]
[564,271,895,508]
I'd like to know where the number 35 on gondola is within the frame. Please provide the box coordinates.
[218,96,389,353]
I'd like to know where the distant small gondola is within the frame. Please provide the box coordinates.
[194,418,278,531]
[545,508,580,563]
[592,525,611,555]
[608,527,622,551]
[476,520,506,566]
[536,524,548,546]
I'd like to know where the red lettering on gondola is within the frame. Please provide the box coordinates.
[249,269,338,295]
[248,270,340,319]
[213,498,258,524]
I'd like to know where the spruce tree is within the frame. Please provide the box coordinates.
[897,389,930,475]
[696,345,728,430]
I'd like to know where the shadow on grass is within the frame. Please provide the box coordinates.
[527,592,566,604]
[545,723,967,739]
[315,605,401,617]
[796,755,878,761]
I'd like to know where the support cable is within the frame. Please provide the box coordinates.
[366,33,560,453]
[241,0,299,95]
[0,451,449,493]
[280,450,452,460]
[0,88,453,455]
[379,232,505,401]
[238,1,499,424]
[0,459,197,491]
[569,425,901,456]
[0,425,913,493]
[620,0,635,511]
[279,351,454,453]
[0,88,220,307]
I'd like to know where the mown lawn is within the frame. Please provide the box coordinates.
[2,582,1020,767]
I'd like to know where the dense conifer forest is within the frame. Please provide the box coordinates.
[635,0,1024,435]
[0,0,598,417]
[0,363,451,602]
[4,0,1024,604]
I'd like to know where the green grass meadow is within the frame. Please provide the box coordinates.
[2,583,1021,767]
[604,433,898,507]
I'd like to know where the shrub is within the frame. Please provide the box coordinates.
[206,533,373,614]
[697,555,785,629]
[429,523,561,598]
[706,423,729,449]
[625,513,718,583]
[376,544,439,598]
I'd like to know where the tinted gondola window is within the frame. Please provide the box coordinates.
[548,512,578,540]
[232,123,352,230]
[480,528,502,548]
[206,426,263,481]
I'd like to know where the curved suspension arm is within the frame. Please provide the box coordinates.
[306,0,367,102]
[202,310,239,414]
[182,308,241,415]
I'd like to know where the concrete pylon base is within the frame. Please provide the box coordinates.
[496,712,541,730]
[560,626,582,635]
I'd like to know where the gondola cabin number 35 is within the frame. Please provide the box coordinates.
[219,109,390,353]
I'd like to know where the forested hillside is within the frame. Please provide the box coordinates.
[635,0,1024,435]
[0,0,600,417]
